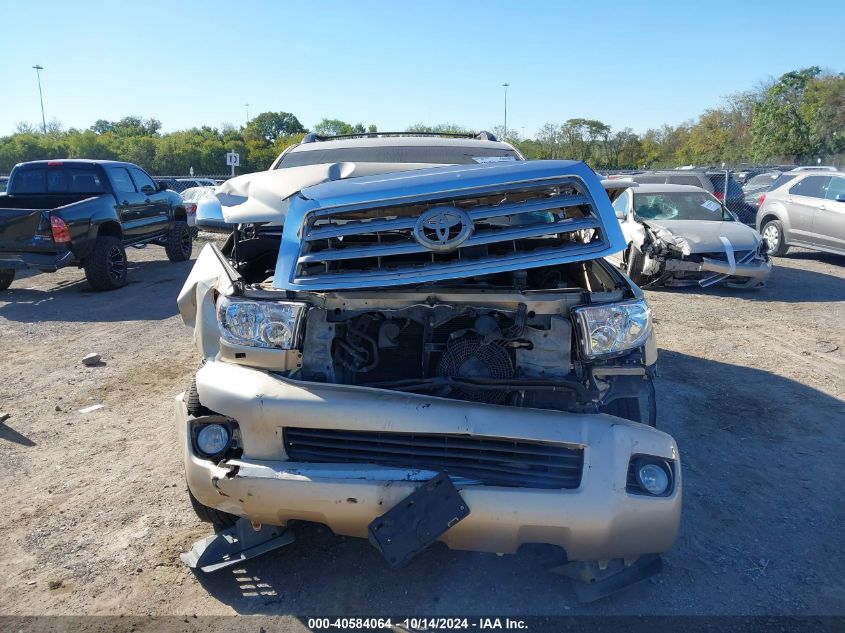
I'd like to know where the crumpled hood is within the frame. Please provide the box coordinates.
[215,162,446,224]
[643,219,761,255]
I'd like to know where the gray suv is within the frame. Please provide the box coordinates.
[756,172,845,256]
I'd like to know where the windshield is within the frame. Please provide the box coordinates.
[276,145,520,169]
[634,192,732,222]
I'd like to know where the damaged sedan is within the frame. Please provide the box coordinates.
[175,133,681,601]
[609,184,771,288]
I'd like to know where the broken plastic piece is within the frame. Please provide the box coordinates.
[180,518,294,573]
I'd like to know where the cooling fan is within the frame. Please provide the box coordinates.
[436,335,514,404]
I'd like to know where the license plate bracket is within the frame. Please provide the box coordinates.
[367,472,470,568]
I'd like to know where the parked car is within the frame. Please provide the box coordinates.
[180,186,217,237]
[0,160,192,291]
[608,184,770,288]
[757,171,845,257]
[627,170,753,223]
[789,166,838,173]
[175,133,680,601]
[742,171,782,215]
[158,177,218,193]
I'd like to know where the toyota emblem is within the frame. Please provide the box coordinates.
[413,206,474,252]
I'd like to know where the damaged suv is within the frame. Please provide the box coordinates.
[175,133,681,600]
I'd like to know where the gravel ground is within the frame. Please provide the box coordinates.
[0,240,843,618]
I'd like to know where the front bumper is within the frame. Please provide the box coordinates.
[662,253,771,288]
[177,360,681,562]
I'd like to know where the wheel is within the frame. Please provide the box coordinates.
[0,269,14,291]
[84,236,127,291]
[188,488,238,529]
[626,246,647,285]
[761,219,789,256]
[602,379,657,427]
[165,220,193,262]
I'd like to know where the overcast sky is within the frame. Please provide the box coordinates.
[1,0,843,137]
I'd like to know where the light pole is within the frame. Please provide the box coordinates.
[501,83,509,139]
[32,65,46,133]
[245,103,250,124]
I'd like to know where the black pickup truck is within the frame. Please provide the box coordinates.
[0,160,192,291]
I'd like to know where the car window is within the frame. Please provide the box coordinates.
[667,175,701,187]
[9,166,106,194]
[277,146,521,169]
[789,175,831,199]
[108,167,137,194]
[612,190,629,217]
[769,174,797,191]
[746,174,778,188]
[825,176,845,201]
[633,191,731,222]
[129,167,157,193]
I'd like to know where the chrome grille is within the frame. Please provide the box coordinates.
[292,177,608,288]
[284,427,584,489]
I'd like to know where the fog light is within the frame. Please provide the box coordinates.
[638,463,670,495]
[196,424,229,456]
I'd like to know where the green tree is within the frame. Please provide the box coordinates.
[751,67,821,162]
[243,111,306,143]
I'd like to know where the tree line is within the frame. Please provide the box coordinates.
[1,67,842,175]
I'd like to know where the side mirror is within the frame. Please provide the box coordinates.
[836,194,845,203]
[157,181,169,192]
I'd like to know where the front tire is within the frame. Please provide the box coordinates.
[761,219,788,256]
[626,246,647,285]
[84,236,127,291]
[165,221,193,262]
[0,269,14,291]
[602,378,657,427]
[188,489,238,529]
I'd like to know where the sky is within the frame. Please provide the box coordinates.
[1,0,843,138]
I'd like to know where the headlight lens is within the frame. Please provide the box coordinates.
[571,299,651,359]
[638,463,670,495]
[217,296,306,349]
[196,424,230,456]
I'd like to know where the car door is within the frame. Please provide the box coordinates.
[813,176,845,252]
[784,175,831,245]
[606,189,631,266]
[106,166,147,241]
[128,167,170,238]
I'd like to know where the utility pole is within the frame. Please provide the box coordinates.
[32,65,46,133]
[245,103,250,124]
[502,83,509,140]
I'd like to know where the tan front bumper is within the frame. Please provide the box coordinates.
[177,360,681,562]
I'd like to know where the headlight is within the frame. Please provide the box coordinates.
[638,463,670,495]
[571,299,651,359]
[217,296,306,349]
[196,424,230,456]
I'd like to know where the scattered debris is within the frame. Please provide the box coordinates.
[48,580,64,590]
[82,353,102,366]
[78,404,104,414]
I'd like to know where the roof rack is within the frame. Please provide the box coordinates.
[300,131,498,144]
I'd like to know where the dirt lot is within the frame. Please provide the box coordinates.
[1,239,844,618]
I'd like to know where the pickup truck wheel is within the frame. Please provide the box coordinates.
[165,221,193,262]
[626,246,647,285]
[602,379,657,427]
[84,236,128,291]
[761,219,789,256]
[0,269,14,291]
[188,489,238,530]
